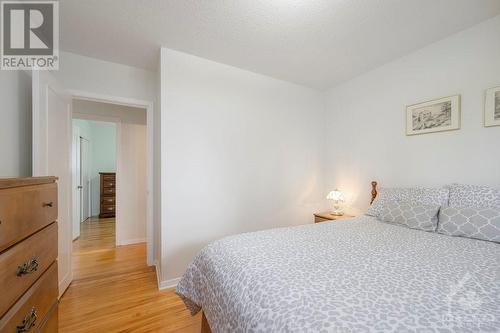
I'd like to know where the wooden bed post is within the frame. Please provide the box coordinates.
[370,181,378,204]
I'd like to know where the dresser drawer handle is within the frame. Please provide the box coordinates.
[42,202,53,207]
[16,258,39,276]
[16,307,37,333]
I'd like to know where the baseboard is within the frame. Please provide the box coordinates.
[117,237,146,246]
[154,260,161,289]
[58,271,73,299]
[153,261,181,290]
[158,277,181,290]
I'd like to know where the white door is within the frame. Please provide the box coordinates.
[32,70,73,297]
[72,126,81,240]
[80,137,91,222]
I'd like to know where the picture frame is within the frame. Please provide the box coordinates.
[484,86,500,127]
[406,95,460,136]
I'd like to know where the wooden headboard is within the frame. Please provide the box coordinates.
[370,181,378,204]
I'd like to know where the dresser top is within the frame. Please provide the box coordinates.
[0,176,58,189]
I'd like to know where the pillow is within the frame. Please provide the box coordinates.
[447,183,500,209]
[378,200,441,232]
[438,206,500,243]
[366,187,449,217]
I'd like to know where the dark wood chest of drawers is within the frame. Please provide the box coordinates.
[0,177,59,332]
[99,172,116,218]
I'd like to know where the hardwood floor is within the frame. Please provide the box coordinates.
[59,217,200,332]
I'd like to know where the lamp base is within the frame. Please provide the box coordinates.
[331,207,344,216]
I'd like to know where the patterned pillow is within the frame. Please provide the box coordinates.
[378,200,441,232]
[366,187,449,217]
[438,206,500,243]
[447,184,500,209]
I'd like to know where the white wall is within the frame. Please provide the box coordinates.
[73,100,147,245]
[55,52,157,102]
[0,71,32,177]
[118,123,147,244]
[160,48,325,284]
[324,15,500,215]
[155,56,162,274]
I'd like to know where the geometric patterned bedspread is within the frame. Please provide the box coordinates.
[176,216,500,332]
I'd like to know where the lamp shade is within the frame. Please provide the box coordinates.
[326,189,344,201]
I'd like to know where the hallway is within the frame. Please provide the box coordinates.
[59,217,200,332]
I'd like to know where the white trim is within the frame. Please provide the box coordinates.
[69,90,155,266]
[32,70,74,297]
[158,277,182,290]
[72,125,81,241]
[114,121,123,246]
[58,270,73,299]
[63,99,74,297]
[72,112,121,123]
[118,238,147,246]
[32,71,41,175]
[68,90,152,109]
[154,260,161,289]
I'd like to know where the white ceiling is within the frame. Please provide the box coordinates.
[60,0,500,90]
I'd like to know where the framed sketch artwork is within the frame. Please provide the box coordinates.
[406,95,461,136]
[484,86,500,127]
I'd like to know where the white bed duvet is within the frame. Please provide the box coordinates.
[177,216,500,332]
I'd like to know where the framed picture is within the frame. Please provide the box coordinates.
[406,95,460,136]
[484,86,500,127]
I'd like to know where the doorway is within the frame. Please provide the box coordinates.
[32,70,155,296]
[72,118,118,248]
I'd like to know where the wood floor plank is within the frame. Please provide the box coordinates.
[59,217,200,332]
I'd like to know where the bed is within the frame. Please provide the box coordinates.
[176,182,500,332]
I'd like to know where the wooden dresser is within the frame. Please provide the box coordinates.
[99,172,116,218]
[0,177,59,333]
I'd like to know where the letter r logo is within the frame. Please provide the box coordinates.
[2,1,54,55]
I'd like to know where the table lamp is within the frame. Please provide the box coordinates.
[327,189,345,216]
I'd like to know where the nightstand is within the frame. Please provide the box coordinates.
[314,212,355,223]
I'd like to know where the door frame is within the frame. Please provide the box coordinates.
[72,125,81,241]
[68,90,155,266]
[32,70,74,296]
[79,135,91,222]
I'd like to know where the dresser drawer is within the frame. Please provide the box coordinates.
[101,197,115,205]
[38,303,58,333]
[102,187,115,196]
[0,183,57,252]
[0,262,58,333]
[102,174,115,182]
[0,223,58,317]
[101,205,115,213]
[103,180,115,188]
